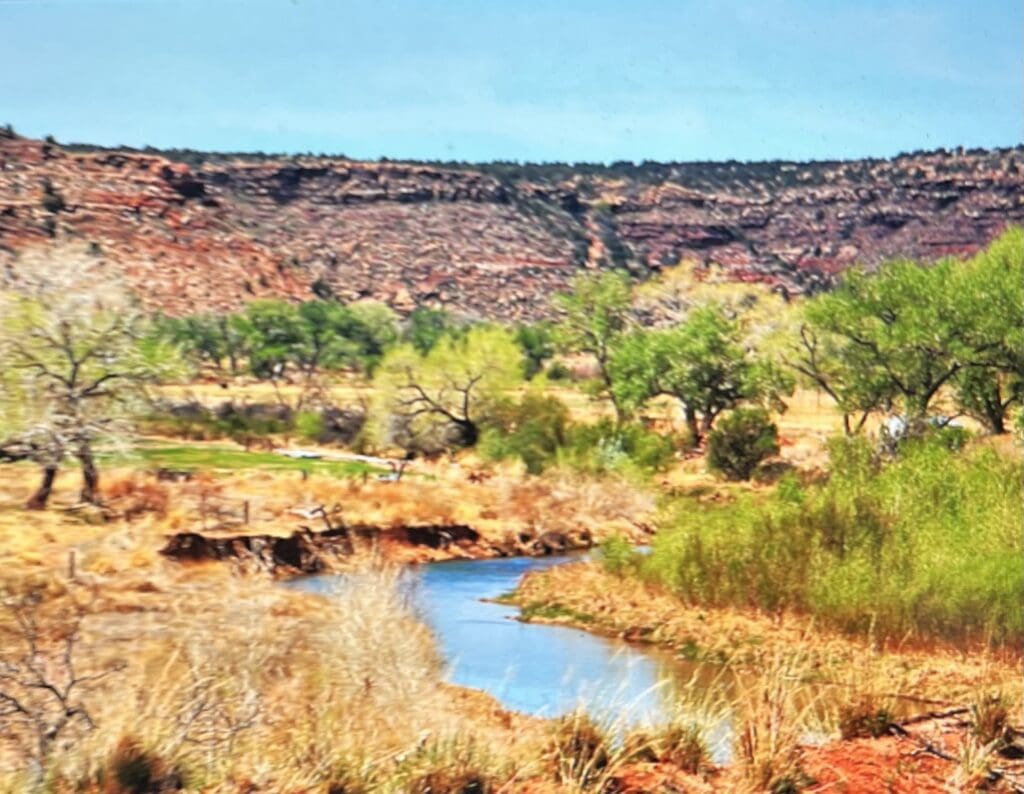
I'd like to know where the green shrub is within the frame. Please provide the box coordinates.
[294,410,326,442]
[478,394,571,474]
[561,419,675,475]
[546,361,571,381]
[928,422,971,452]
[599,535,641,576]
[640,438,1024,645]
[706,408,780,480]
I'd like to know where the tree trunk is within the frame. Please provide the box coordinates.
[683,404,700,443]
[983,397,1007,435]
[26,465,58,510]
[455,419,479,448]
[77,444,100,504]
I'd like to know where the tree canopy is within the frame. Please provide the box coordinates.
[554,270,634,420]
[609,305,792,440]
[370,326,524,453]
[792,228,1024,434]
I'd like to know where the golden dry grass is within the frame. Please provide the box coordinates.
[510,562,1023,710]
[0,453,655,581]
[0,566,550,792]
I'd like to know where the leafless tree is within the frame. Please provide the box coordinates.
[0,245,174,508]
[0,580,125,783]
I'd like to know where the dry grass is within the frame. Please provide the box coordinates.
[0,454,655,583]
[510,562,1023,711]
[0,566,547,792]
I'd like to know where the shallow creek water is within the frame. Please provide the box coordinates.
[291,552,733,756]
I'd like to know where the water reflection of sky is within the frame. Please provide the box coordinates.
[292,553,733,761]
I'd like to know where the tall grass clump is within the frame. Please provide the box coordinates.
[639,437,1024,645]
[0,569,467,792]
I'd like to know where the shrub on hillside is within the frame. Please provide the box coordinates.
[706,408,779,480]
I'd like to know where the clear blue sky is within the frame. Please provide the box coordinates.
[1,0,1021,162]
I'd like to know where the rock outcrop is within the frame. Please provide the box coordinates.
[2,128,1022,319]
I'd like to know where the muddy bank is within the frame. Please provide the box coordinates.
[161,522,597,574]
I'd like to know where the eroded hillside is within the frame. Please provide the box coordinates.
[1,128,1021,318]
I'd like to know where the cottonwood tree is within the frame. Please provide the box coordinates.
[371,326,524,452]
[554,270,634,421]
[0,246,171,508]
[157,312,250,375]
[402,306,459,354]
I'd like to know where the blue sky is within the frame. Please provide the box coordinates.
[1,0,1020,162]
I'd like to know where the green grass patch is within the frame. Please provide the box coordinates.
[103,442,380,479]
[519,602,596,624]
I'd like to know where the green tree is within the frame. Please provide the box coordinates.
[371,326,524,451]
[555,270,633,421]
[515,321,557,379]
[157,312,250,375]
[238,300,307,379]
[342,300,400,373]
[403,307,459,354]
[951,228,1024,433]
[797,257,972,426]
[795,230,1024,434]
[295,299,362,375]
[610,306,792,442]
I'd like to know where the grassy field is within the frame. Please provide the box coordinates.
[113,439,381,478]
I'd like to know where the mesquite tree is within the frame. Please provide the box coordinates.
[609,305,792,442]
[554,270,634,422]
[791,228,1024,434]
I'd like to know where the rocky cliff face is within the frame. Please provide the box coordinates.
[2,128,1021,319]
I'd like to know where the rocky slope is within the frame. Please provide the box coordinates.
[2,128,1022,319]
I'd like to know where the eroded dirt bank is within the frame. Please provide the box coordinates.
[160,521,599,575]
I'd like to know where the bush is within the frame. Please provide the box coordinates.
[294,410,326,442]
[561,419,676,475]
[599,535,641,576]
[641,438,1024,644]
[546,361,571,381]
[706,408,779,480]
[478,394,570,473]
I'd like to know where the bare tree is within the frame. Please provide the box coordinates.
[0,580,125,784]
[0,245,173,508]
